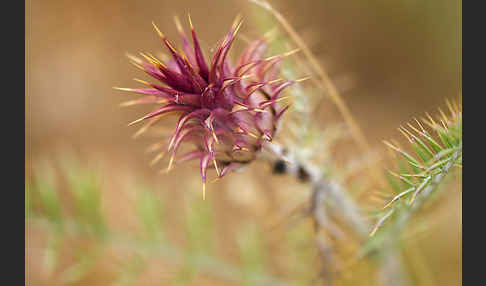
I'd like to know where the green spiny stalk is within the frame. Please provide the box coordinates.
[371,99,462,237]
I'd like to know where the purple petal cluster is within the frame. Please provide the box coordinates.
[117,16,302,198]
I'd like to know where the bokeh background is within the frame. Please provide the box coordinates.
[26,0,461,285]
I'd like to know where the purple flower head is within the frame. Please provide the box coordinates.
[116,15,305,198]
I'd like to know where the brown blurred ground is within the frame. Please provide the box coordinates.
[26,0,461,285]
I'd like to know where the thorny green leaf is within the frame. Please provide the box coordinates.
[409,175,432,205]
[373,102,462,238]
[383,187,415,209]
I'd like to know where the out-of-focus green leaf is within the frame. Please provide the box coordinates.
[33,161,62,227]
[284,221,314,284]
[137,188,164,243]
[385,171,402,194]
[65,165,106,237]
[43,234,61,277]
[170,264,196,286]
[185,194,214,254]
[60,249,98,284]
[237,223,266,286]
[420,132,444,153]
[437,129,453,149]
[112,254,147,286]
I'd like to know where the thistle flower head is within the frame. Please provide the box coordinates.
[116,15,303,198]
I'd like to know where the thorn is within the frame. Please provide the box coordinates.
[139,52,152,62]
[264,54,280,61]
[267,78,284,85]
[451,100,460,115]
[383,140,399,152]
[232,13,243,28]
[440,119,449,131]
[182,54,194,69]
[445,99,456,116]
[145,142,164,153]
[283,48,301,57]
[295,76,311,83]
[260,96,291,108]
[129,61,146,72]
[398,126,413,143]
[211,130,219,144]
[232,145,250,153]
[264,49,300,62]
[158,167,171,175]
[152,21,165,39]
[234,126,243,133]
[125,53,142,64]
[119,100,137,107]
[140,52,161,67]
[383,200,393,210]
[213,158,220,177]
[438,107,449,124]
[166,155,175,172]
[146,52,166,67]
[150,151,166,166]
[273,95,291,103]
[113,87,133,92]
[406,123,422,137]
[174,15,184,34]
[246,131,259,139]
[413,117,427,134]
[425,112,437,127]
[133,78,151,86]
[252,108,268,113]
[202,182,206,200]
[233,18,244,37]
[263,27,279,41]
[188,13,194,30]
[239,74,253,81]
[262,133,272,142]
[128,117,144,126]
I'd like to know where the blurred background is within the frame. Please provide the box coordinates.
[26,0,461,285]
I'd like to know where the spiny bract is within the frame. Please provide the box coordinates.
[116,15,304,199]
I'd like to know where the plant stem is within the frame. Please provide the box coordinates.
[262,141,406,285]
[248,0,385,188]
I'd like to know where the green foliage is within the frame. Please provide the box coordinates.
[136,188,164,243]
[28,156,293,285]
[112,254,147,286]
[184,193,214,254]
[237,223,267,286]
[370,100,462,238]
[283,221,315,284]
[169,264,197,286]
[32,161,63,229]
[43,234,61,276]
[64,160,107,238]
[60,248,99,284]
